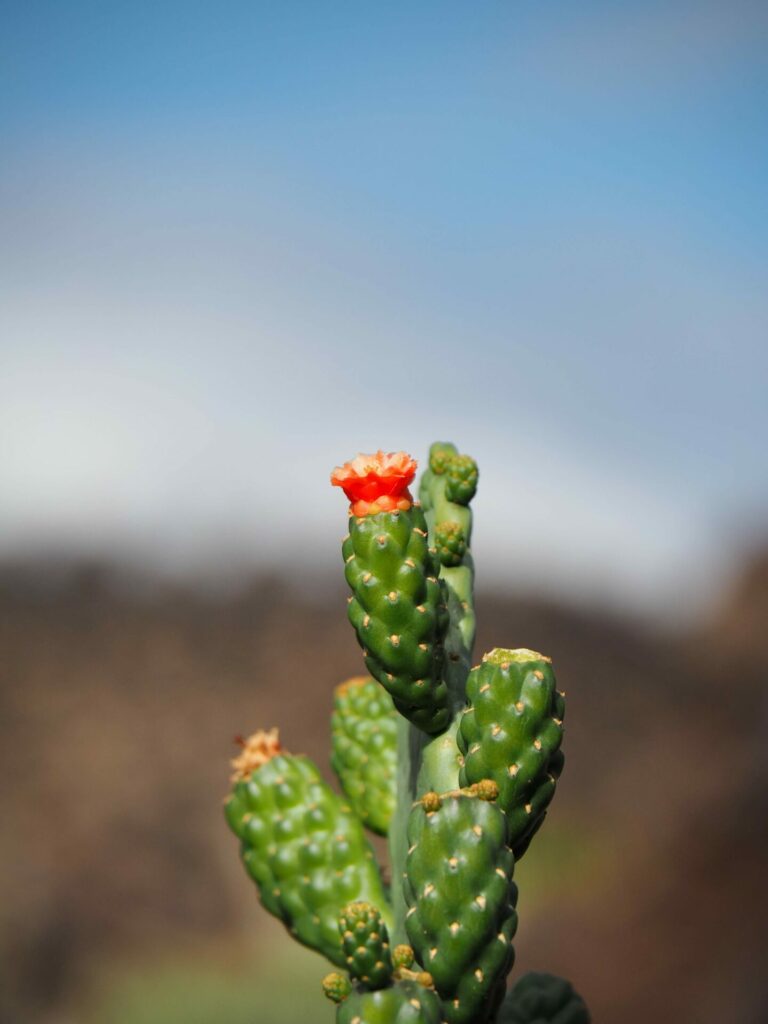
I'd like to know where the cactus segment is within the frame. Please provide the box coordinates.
[444,454,479,505]
[225,734,392,967]
[403,789,518,1024]
[498,972,590,1023]
[383,442,480,944]
[336,979,442,1024]
[418,442,476,679]
[331,676,398,836]
[339,901,394,990]
[458,649,565,861]
[434,520,467,567]
[343,507,449,734]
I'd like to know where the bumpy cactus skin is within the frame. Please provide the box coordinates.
[343,506,449,733]
[337,979,442,1024]
[498,972,590,1024]
[225,445,588,1024]
[225,749,391,967]
[404,789,517,1024]
[458,649,565,861]
[331,676,398,835]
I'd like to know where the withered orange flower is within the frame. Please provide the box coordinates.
[331,450,417,517]
[230,727,282,781]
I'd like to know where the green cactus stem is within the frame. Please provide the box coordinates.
[224,729,392,967]
[386,442,480,943]
[403,787,518,1024]
[418,442,477,714]
[498,972,591,1024]
[339,900,394,990]
[336,978,442,1024]
[331,676,398,836]
[458,648,565,861]
[343,506,449,734]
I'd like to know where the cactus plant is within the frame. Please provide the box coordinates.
[497,972,590,1024]
[224,445,590,1022]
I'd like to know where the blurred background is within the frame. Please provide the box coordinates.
[2,1,767,1022]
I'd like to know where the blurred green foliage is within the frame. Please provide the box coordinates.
[81,935,333,1024]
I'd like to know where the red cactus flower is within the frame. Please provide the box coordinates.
[331,450,417,517]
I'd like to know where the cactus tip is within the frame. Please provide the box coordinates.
[428,442,456,475]
[393,944,415,969]
[482,647,549,666]
[321,972,352,1003]
[334,675,369,698]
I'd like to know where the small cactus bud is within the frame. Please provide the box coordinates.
[429,446,454,475]
[434,520,467,567]
[339,901,393,989]
[421,791,442,813]
[393,944,415,970]
[322,972,352,1003]
[417,971,434,988]
[474,779,500,801]
[444,454,478,505]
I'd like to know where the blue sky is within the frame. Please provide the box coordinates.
[2,1,767,616]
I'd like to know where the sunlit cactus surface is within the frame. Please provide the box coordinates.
[224,444,589,1023]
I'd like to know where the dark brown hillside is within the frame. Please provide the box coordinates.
[1,552,766,1023]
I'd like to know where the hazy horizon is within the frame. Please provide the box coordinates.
[3,0,767,619]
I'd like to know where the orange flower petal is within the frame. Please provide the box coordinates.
[331,450,417,514]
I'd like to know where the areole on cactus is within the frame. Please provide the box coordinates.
[224,445,590,1023]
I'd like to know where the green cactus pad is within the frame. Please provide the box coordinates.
[225,735,392,968]
[498,972,590,1024]
[337,979,441,1024]
[434,520,467,567]
[458,648,565,860]
[340,901,394,990]
[444,454,478,505]
[343,506,449,734]
[403,789,518,1024]
[331,676,398,836]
